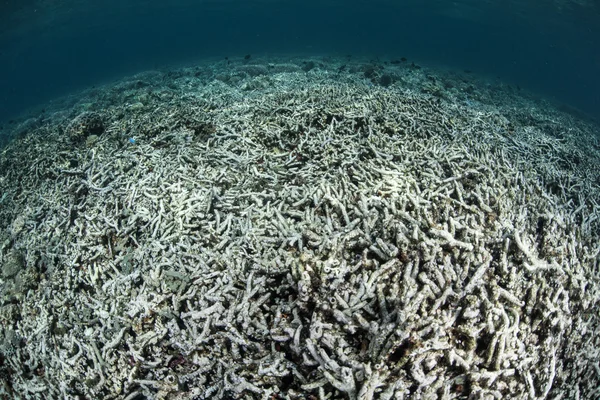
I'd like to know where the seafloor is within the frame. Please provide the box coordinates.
[0,56,599,399]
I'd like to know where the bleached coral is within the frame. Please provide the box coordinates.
[0,56,598,399]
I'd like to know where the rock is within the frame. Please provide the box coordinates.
[66,111,105,141]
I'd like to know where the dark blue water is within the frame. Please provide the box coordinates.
[0,0,599,122]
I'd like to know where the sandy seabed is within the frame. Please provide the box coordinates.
[0,56,599,399]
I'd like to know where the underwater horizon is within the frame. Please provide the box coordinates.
[1,1,600,399]
[0,0,599,124]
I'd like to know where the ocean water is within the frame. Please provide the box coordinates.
[0,0,599,123]
[1,1,600,399]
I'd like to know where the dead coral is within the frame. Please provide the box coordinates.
[0,56,598,400]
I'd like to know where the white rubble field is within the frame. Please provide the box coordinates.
[0,61,599,399]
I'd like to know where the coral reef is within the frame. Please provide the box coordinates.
[0,56,599,399]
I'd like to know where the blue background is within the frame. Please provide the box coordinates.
[0,0,598,122]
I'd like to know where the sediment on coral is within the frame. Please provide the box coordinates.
[0,56,599,399]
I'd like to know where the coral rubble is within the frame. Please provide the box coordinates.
[0,56,599,399]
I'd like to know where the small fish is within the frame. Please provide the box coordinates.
[129,137,136,144]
